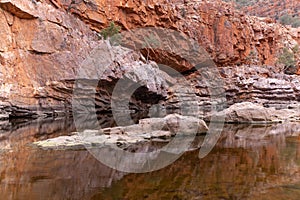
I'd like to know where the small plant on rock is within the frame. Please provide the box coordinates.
[277,47,297,74]
[142,33,160,63]
[246,50,259,65]
[100,21,121,40]
[277,47,296,66]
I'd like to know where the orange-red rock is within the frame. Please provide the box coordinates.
[47,0,299,67]
[0,0,299,118]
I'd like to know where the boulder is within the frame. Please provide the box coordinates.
[164,114,208,135]
[210,102,300,123]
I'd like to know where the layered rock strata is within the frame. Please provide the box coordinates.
[0,0,299,121]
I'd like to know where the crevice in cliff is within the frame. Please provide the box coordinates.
[2,9,14,26]
[28,49,53,55]
[48,0,61,9]
[47,19,69,31]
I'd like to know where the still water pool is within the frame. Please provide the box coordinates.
[1,118,300,200]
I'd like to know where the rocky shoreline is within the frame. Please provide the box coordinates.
[33,102,300,150]
[33,113,208,150]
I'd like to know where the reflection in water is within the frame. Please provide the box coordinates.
[0,119,300,199]
[0,116,127,200]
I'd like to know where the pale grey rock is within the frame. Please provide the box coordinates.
[211,102,300,123]
[164,114,208,135]
[33,114,208,150]
[0,114,9,120]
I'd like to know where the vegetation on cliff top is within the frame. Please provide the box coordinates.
[279,14,300,28]
[224,0,300,27]
[277,45,299,74]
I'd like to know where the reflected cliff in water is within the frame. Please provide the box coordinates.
[1,117,300,199]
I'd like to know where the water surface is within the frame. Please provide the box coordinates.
[1,118,300,199]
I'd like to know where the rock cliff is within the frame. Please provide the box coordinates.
[0,0,299,120]
[0,0,174,119]
[48,0,300,66]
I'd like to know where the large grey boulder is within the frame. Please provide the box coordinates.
[210,102,300,124]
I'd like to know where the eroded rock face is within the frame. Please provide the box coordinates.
[47,0,299,67]
[0,0,38,19]
[220,65,300,107]
[165,64,300,114]
[0,0,99,117]
[0,0,176,118]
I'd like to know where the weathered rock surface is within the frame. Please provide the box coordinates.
[0,0,299,121]
[224,66,300,108]
[221,66,300,108]
[0,0,38,19]
[209,102,300,123]
[0,0,99,117]
[0,0,177,118]
[165,65,300,114]
[48,0,300,67]
[33,114,208,149]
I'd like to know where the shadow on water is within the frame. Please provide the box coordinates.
[0,116,300,199]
